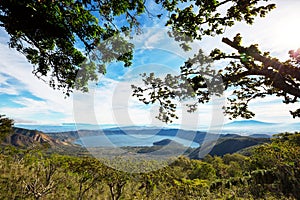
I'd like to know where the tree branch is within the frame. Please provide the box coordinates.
[222,37,300,81]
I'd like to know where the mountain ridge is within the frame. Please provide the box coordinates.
[2,127,73,148]
[225,120,278,126]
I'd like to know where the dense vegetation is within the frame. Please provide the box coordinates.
[0,131,299,200]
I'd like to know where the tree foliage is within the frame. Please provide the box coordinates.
[161,0,275,48]
[0,114,14,140]
[0,0,145,95]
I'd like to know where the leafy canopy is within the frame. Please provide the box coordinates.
[2,0,299,120]
[0,0,145,95]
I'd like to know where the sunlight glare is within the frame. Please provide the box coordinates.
[271,12,300,52]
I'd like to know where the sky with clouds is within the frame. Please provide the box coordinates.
[0,0,299,128]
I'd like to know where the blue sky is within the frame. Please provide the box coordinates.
[0,0,300,128]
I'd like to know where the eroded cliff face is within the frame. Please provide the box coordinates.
[3,127,70,147]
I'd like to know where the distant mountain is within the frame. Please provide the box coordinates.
[220,133,242,138]
[16,120,300,138]
[2,127,72,148]
[45,128,211,147]
[249,134,271,138]
[223,120,299,135]
[225,120,277,126]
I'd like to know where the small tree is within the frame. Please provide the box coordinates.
[0,114,14,141]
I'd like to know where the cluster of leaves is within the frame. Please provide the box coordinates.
[0,132,299,199]
[132,50,221,123]
[0,114,14,140]
[159,0,275,49]
[0,0,145,95]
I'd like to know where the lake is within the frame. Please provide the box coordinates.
[74,134,200,148]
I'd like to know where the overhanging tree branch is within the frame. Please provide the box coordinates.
[222,37,300,81]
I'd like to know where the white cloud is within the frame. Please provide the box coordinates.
[248,96,300,123]
[0,32,73,123]
[0,87,18,95]
[0,73,8,83]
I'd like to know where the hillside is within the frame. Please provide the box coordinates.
[3,127,72,148]
[189,136,270,159]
